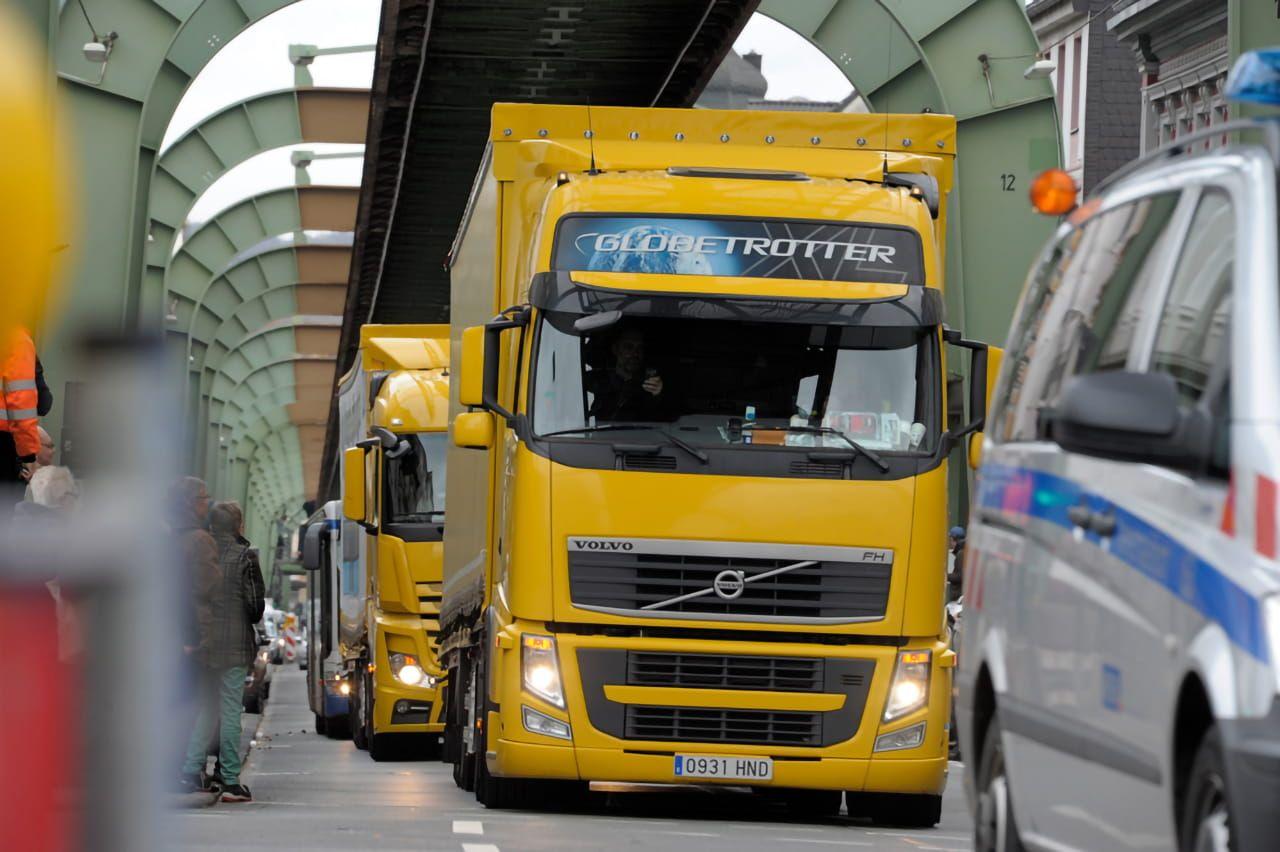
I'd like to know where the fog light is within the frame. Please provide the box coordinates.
[395,700,409,715]
[875,721,926,752]
[521,634,564,708]
[522,705,571,740]
[883,650,931,722]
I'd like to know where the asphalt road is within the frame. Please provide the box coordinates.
[175,668,974,851]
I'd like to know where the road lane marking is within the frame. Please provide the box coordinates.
[461,845,499,852]
[453,821,484,835]
[776,839,872,846]
[653,831,721,837]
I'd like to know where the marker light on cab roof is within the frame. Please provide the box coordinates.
[1225,49,1280,105]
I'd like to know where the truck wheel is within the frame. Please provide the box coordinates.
[325,712,350,740]
[1178,727,1234,852]
[452,660,476,791]
[474,711,532,809]
[846,792,941,828]
[314,712,327,735]
[369,731,396,761]
[974,712,1025,851]
[351,666,369,751]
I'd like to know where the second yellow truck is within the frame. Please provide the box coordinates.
[440,104,994,822]
[339,324,450,759]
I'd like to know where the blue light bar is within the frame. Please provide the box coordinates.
[1226,49,1280,106]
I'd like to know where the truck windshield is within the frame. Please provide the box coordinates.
[383,433,447,525]
[531,315,937,454]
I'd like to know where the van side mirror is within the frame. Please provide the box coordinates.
[459,326,485,408]
[341,446,366,523]
[1044,371,1211,472]
[301,522,322,571]
[453,411,495,450]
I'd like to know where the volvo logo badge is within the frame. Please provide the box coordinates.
[712,570,745,600]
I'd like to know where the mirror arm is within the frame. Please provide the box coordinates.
[355,437,379,450]
[483,305,530,423]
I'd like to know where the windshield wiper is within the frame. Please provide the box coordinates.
[539,423,709,464]
[742,423,890,472]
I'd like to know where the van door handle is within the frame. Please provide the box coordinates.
[1067,505,1093,529]
[1089,510,1117,538]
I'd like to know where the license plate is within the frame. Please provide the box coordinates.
[674,754,773,781]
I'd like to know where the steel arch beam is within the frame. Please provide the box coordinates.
[757,0,1061,345]
[145,86,367,274]
[167,184,357,329]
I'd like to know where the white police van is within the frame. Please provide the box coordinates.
[957,50,1280,852]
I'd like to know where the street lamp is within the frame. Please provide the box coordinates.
[288,42,375,88]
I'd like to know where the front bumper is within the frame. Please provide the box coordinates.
[1221,698,1280,852]
[487,626,951,794]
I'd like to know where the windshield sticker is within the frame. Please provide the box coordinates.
[553,215,923,284]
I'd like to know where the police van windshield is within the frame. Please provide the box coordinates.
[532,315,937,454]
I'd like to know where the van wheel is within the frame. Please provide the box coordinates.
[846,792,941,827]
[1179,727,1234,852]
[974,712,1025,851]
[314,712,327,735]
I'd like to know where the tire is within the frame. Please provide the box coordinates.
[1179,727,1235,852]
[325,712,351,740]
[973,712,1026,851]
[351,666,369,751]
[474,704,530,809]
[452,659,477,791]
[243,690,261,715]
[846,792,941,828]
[315,711,327,735]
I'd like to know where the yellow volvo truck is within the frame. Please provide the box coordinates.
[441,104,995,822]
[338,324,450,760]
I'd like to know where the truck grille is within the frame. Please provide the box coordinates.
[567,539,893,623]
[628,652,823,692]
[624,706,821,747]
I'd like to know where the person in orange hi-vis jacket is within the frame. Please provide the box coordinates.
[1,326,40,501]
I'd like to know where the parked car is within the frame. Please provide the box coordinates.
[957,49,1280,852]
[243,625,273,713]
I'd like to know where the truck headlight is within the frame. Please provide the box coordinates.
[1266,596,1280,694]
[389,653,437,688]
[883,650,931,722]
[522,634,564,708]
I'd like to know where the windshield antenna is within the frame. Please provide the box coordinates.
[586,98,600,175]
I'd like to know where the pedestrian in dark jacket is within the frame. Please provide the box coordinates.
[180,500,264,802]
[169,477,218,661]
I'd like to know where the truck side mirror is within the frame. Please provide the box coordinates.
[943,330,993,441]
[967,432,984,470]
[479,307,530,422]
[453,411,495,450]
[459,326,485,408]
[342,446,366,523]
[301,522,322,571]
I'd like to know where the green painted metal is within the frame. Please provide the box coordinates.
[759,0,1061,347]
[1229,0,1280,119]
[145,86,367,296]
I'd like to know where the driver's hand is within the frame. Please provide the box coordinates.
[642,375,663,396]
[19,462,35,482]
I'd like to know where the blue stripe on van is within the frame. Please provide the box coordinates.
[976,463,1268,662]
[324,519,340,530]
